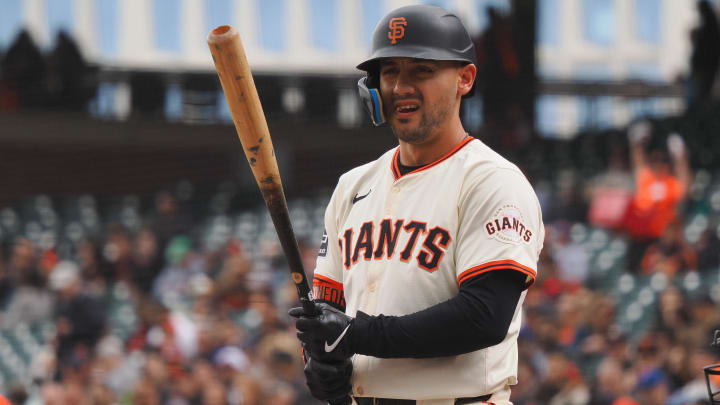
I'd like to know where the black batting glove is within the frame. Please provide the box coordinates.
[304,357,353,403]
[289,302,355,362]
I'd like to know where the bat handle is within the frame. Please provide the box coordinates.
[300,296,317,316]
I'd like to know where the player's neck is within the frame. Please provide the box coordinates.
[398,122,468,167]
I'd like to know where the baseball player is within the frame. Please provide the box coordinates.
[290,5,544,405]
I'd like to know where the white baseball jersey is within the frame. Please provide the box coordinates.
[313,137,544,400]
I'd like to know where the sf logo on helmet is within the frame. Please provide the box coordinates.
[388,17,407,44]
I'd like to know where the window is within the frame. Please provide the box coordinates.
[96,0,118,54]
[164,83,183,121]
[47,0,74,41]
[0,0,23,50]
[536,95,558,136]
[581,0,615,45]
[205,0,233,34]
[626,63,661,81]
[537,0,559,45]
[217,90,232,122]
[258,0,286,51]
[153,0,182,52]
[337,89,361,128]
[574,64,614,129]
[628,98,660,119]
[361,0,384,49]
[578,96,614,130]
[634,0,660,44]
[627,63,663,119]
[90,82,130,120]
[309,0,338,51]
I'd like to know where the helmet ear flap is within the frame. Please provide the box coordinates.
[357,74,386,126]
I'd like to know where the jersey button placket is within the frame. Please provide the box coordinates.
[384,184,400,216]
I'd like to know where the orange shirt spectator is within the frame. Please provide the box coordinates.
[622,122,691,240]
[624,167,685,239]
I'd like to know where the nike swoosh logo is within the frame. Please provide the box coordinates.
[324,324,351,353]
[352,189,371,204]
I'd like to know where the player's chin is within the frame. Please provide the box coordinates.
[390,113,418,126]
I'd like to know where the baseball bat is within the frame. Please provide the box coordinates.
[207,26,315,314]
[208,27,352,405]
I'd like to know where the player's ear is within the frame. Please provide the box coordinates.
[457,63,476,97]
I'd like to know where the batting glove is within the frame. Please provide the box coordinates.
[304,357,353,403]
[289,302,355,362]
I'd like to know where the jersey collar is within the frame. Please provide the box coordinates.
[391,136,475,180]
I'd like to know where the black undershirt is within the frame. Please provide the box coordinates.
[348,270,526,358]
[335,157,527,358]
[397,160,424,175]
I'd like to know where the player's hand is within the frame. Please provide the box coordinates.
[289,302,355,361]
[304,357,353,402]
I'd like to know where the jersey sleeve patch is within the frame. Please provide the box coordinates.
[457,259,536,288]
[313,274,346,310]
[318,230,329,257]
[484,204,534,245]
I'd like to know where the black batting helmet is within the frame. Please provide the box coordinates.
[357,5,477,126]
[357,4,476,72]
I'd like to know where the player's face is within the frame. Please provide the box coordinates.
[379,58,463,144]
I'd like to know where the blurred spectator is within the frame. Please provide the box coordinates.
[41,382,68,405]
[126,297,198,369]
[586,141,634,229]
[548,222,590,286]
[535,351,590,405]
[622,121,692,271]
[5,383,27,405]
[687,0,720,109]
[512,358,541,405]
[641,221,698,276]
[131,227,164,294]
[153,235,207,305]
[1,238,54,329]
[146,191,193,249]
[590,358,637,405]
[213,248,252,310]
[546,170,588,224]
[45,30,96,110]
[667,348,720,405]
[0,29,47,110]
[102,224,134,282]
[696,225,720,271]
[51,260,106,377]
[636,367,670,405]
[76,238,108,295]
[5,237,39,289]
[656,287,692,335]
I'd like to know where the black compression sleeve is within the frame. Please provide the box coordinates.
[349,269,526,358]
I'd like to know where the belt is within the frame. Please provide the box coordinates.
[355,394,492,405]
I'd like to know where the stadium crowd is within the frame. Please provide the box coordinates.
[0,121,719,405]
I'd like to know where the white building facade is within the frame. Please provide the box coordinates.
[0,0,713,135]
